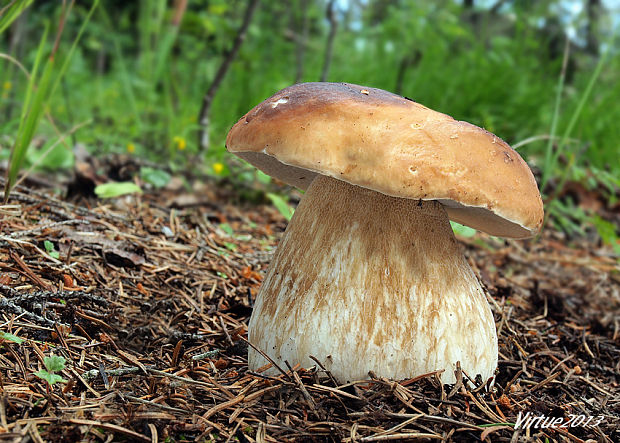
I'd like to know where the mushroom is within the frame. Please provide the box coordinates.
[226,82,543,384]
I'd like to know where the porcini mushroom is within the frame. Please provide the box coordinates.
[226,82,543,384]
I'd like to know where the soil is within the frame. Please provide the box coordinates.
[0,170,618,442]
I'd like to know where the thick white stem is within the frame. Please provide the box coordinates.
[249,175,497,384]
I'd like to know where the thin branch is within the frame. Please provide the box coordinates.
[0,298,65,328]
[197,0,260,152]
[0,53,30,78]
[171,0,188,26]
[51,0,74,59]
[0,0,18,17]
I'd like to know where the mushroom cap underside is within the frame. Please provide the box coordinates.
[227,82,543,238]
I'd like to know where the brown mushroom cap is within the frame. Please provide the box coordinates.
[226,82,543,238]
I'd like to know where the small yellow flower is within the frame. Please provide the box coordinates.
[2,81,11,91]
[173,136,186,151]
[127,143,135,153]
[213,162,224,175]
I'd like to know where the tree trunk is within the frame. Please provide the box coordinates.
[294,0,309,84]
[320,0,337,82]
[197,0,260,152]
[586,0,601,56]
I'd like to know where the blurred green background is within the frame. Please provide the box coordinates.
[0,0,619,244]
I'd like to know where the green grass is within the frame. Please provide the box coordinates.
[0,0,34,34]
[1,1,618,247]
[5,2,617,172]
[2,0,99,200]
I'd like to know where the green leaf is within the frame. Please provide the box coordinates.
[450,221,476,238]
[140,167,171,188]
[219,223,234,236]
[43,240,59,259]
[267,193,294,221]
[44,355,66,372]
[255,170,271,185]
[0,331,24,344]
[94,182,142,199]
[35,370,66,385]
[224,242,237,251]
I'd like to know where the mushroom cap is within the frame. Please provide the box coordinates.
[226,82,543,238]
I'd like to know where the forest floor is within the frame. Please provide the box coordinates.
[0,163,618,443]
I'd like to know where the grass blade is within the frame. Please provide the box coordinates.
[0,0,34,34]
[540,38,569,192]
[542,33,612,192]
[4,0,101,201]
[4,22,50,200]
[551,48,609,175]
[267,193,294,221]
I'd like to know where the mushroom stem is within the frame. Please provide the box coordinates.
[249,175,497,384]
